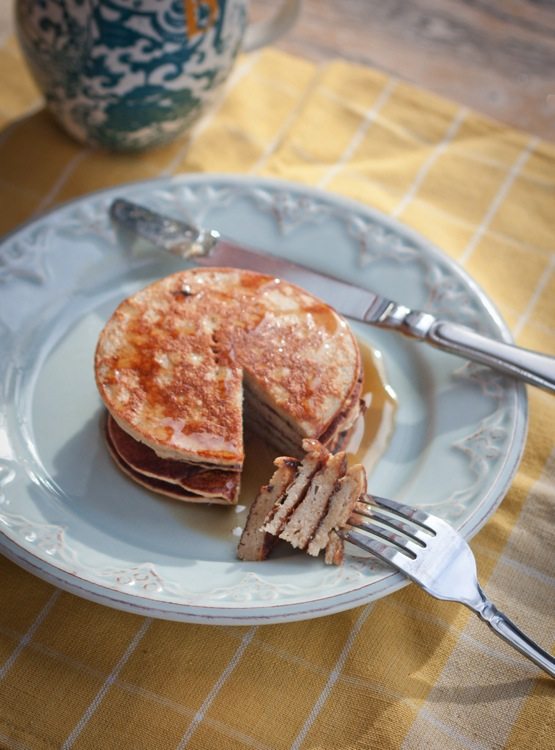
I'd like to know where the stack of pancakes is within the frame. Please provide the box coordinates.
[95,267,364,505]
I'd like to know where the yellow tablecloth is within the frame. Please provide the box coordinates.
[1,37,554,750]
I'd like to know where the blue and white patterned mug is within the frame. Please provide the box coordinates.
[15,0,301,151]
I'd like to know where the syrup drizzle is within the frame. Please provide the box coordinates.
[346,340,397,473]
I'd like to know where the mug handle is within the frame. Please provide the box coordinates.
[242,0,302,52]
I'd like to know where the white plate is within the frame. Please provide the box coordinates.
[0,175,527,624]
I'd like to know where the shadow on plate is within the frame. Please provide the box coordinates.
[42,410,244,564]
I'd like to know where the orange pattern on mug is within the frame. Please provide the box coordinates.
[183,0,220,36]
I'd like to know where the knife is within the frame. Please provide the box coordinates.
[110,198,555,393]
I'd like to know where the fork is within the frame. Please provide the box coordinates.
[340,495,555,678]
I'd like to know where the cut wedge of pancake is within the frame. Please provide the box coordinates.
[238,440,367,565]
[237,457,300,561]
[95,268,363,504]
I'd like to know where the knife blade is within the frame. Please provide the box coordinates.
[110,198,555,393]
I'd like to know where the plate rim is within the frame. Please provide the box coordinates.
[0,173,528,624]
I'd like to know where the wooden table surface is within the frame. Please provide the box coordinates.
[253,0,555,142]
[2,1,555,142]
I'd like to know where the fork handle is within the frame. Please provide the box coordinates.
[473,590,555,678]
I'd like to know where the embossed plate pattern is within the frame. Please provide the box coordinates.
[0,175,527,624]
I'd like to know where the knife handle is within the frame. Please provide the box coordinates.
[374,303,555,392]
[425,320,555,392]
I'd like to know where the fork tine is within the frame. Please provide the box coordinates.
[354,506,428,546]
[338,529,407,568]
[362,494,437,534]
[348,517,420,558]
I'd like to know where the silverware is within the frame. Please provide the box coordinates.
[342,495,555,678]
[110,198,555,393]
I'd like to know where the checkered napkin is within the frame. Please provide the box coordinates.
[0,37,554,750]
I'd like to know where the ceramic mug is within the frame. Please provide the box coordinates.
[15,0,301,151]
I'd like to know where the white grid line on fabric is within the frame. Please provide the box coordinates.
[284,140,321,164]
[289,604,375,750]
[459,137,539,265]
[513,253,555,339]
[489,301,555,339]
[61,618,152,750]
[250,63,328,174]
[473,542,555,589]
[411,193,553,258]
[504,161,555,190]
[456,153,555,190]
[33,148,92,215]
[225,631,333,674]
[0,589,60,682]
[391,107,468,218]
[0,624,110,679]
[318,77,398,188]
[519,314,555,339]
[338,671,419,706]
[161,51,262,177]
[428,134,553,190]
[175,626,257,750]
[317,85,393,120]
[222,122,267,149]
[317,84,363,109]
[417,708,492,750]
[440,143,555,188]
[385,596,536,667]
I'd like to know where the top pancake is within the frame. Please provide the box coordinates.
[95,268,361,466]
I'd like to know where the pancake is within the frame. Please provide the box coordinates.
[261,440,327,537]
[237,457,300,561]
[238,440,367,565]
[277,450,348,550]
[95,268,363,504]
[106,415,240,503]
